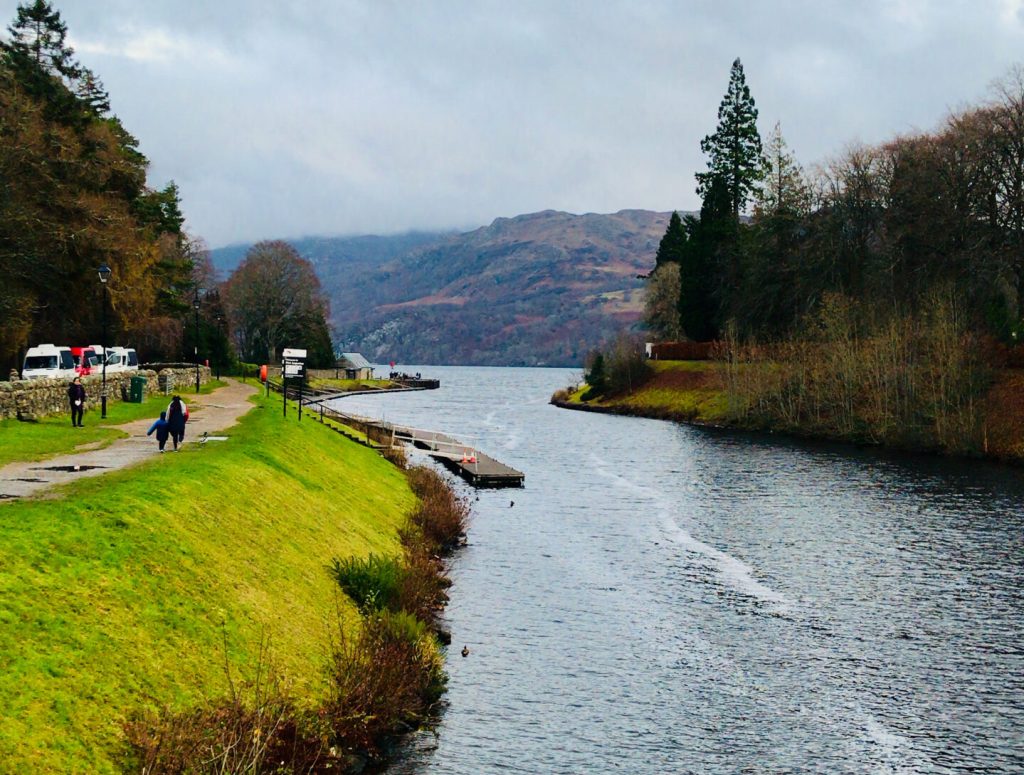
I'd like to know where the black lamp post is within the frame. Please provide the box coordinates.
[214,314,224,380]
[193,288,202,394]
[97,263,111,418]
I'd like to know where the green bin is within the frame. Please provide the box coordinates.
[129,375,147,403]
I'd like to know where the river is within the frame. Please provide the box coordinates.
[328,365,1024,774]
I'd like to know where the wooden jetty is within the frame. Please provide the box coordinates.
[266,379,523,488]
[392,425,525,488]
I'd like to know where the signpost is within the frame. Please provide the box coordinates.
[281,348,307,420]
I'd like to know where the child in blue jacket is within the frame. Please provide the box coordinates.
[147,411,171,452]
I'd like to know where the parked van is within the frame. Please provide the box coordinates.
[71,346,101,377]
[104,347,139,373]
[22,344,77,381]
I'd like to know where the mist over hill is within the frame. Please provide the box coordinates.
[212,209,676,366]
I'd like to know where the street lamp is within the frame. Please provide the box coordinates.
[214,314,224,381]
[193,288,203,394]
[97,263,111,418]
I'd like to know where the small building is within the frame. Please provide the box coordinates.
[337,352,374,380]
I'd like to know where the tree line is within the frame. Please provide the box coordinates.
[644,58,1024,348]
[0,1,335,376]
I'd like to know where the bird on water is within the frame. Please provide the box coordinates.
[461,645,470,657]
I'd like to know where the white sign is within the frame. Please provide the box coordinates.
[284,363,304,377]
[282,348,307,359]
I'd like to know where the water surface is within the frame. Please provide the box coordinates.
[330,366,1024,774]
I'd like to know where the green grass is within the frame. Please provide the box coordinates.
[307,377,394,392]
[0,380,229,467]
[0,392,415,772]
[568,360,729,423]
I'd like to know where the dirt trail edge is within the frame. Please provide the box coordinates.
[0,378,258,502]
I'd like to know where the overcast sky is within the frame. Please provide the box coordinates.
[5,1,1024,247]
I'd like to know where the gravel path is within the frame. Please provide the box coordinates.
[0,379,258,502]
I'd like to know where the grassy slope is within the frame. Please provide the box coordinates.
[567,361,728,423]
[0,392,415,772]
[0,380,227,467]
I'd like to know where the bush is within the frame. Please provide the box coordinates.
[405,466,470,550]
[330,553,405,614]
[122,639,329,774]
[325,610,446,758]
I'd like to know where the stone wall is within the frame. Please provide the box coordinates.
[0,366,211,421]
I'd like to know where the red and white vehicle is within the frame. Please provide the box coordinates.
[70,346,102,376]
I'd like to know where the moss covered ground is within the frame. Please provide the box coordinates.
[0,391,415,772]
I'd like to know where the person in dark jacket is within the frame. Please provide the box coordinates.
[146,411,171,452]
[67,377,86,427]
[166,395,187,451]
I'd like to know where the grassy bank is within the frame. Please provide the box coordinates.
[560,360,729,424]
[557,360,1024,463]
[0,391,415,771]
[307,376,395,392]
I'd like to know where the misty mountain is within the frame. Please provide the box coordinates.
[209,231,449,279]
[212,209,674,367]
[328,209,672,367]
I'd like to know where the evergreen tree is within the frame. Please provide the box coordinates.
[5,0,78,81]
[678,178,731,341]
[654,211,687,268]
[696,58,764,221]
[74,68,110,116]
[756,122,810,219]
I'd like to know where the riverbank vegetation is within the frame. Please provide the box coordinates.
[575,58,1024,461]
[0,391,426,771]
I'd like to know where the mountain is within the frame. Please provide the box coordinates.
[211,209,675,367]
[328,209,673,367]
[209,231,449,279]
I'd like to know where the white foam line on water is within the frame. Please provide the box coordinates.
[589,457,794,615]
[858,709,934,774]
[661,516,795,615]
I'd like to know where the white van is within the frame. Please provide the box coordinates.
[105,347,139,373]
[22,345,77,380]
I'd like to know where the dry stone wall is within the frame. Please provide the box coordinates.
[0,366,211,421]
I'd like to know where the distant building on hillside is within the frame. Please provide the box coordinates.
[337,352,374,380]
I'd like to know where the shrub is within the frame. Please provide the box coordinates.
[405,466,470,550]
[325,610,446,758]
[122,639,330,773]
[550,387,570,403]
[330,553,405,614]
[396,541,450,624]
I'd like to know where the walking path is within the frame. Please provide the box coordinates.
[0,379,257,502]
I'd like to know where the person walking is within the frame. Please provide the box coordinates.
[67,377,86,427]
[146,411,171,452]
[166,395,188,451]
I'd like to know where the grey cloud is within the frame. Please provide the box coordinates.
[7,0,1024,245]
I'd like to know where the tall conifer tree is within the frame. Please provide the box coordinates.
[654,211,687,268]
[696,58,764,221]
